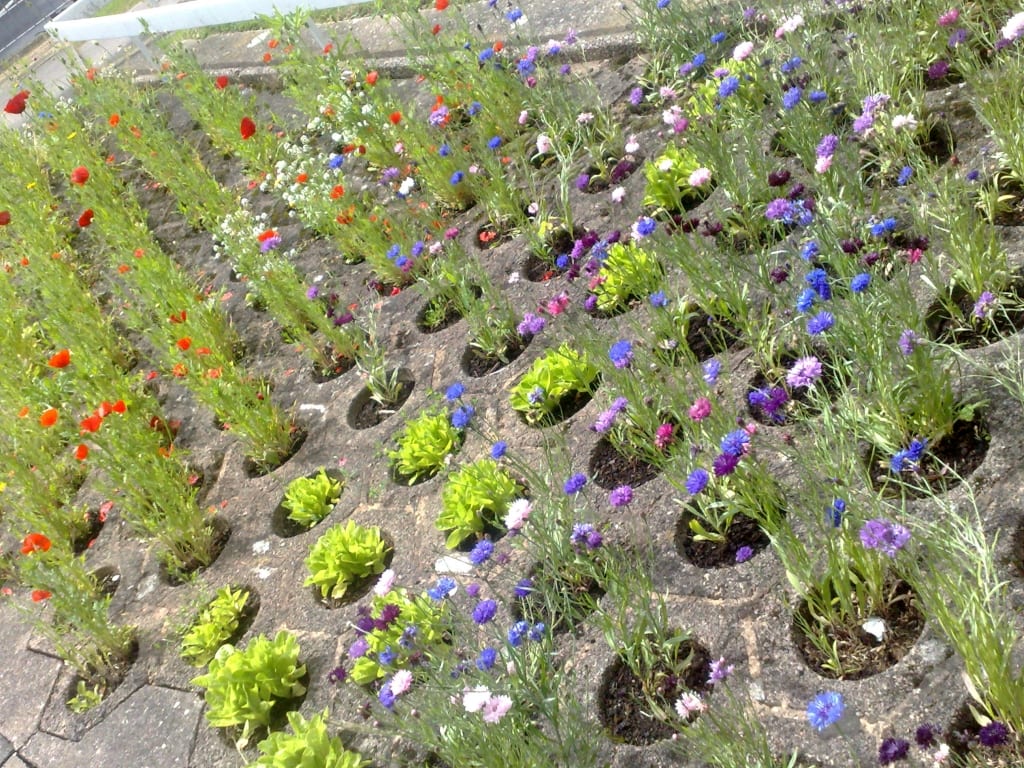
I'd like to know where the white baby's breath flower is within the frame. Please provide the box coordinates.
[891,113,918,131]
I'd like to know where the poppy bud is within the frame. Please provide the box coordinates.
[48,349,71,368]
[70,166,90,186]
[240,116,256,139]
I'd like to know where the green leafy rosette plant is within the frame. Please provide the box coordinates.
[190,631,307,747]
[436,458,523,548]
[590,240,665,314]
[509,343,599,426]
[643,142,714,213]
[180,586,251,667]
[388,409,463,484]
[284,469,343,529]
[304,520,390,601]
[254,709,367,768]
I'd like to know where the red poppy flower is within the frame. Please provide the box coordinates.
[39,408,58,427]
[196,347,211,356]
[257,229,278,243]
[330,184,344,199]
[78,209,94,227]
[109,113,120,127]
[432,24,442,34]
[112,400,126,414]
[80,413,103,433]
[4,90,29,114]
[85,67,96,80]
[207,367,223,379]
[388,111,402,125]
[70,166,90,186]
[0,211,10,226]
[493,40,504,52]
[74,443,89,460]
[18,406,29,418]
[177,337,192,351]
[117,264,130,273]
[21,533,51,554]
[172,363,188,377]
[48,349,71,368]
[31,590,52,602]
[240,117,256,139]
[435,0,448,9]
[262,52,272,63]
[169,310,187,323]
[96,401,114,418]
[322,43,333,54]
[267,38,278,48]
[215,75,229,89]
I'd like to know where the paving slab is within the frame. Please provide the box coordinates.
[21,685,202,768]
[0,735,12,764]
[0,628,64,749]
[1,755,30,768]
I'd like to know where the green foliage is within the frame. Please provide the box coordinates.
[436,459,523,548]
[190,631,307,743]
[67,680,103,713]
[590,241,665,313]
[284,469,343,529]
[304,520,390,600]
[348,589,452,685]
[254,709,367,768]
[387,409,462,484]
[508,343,599,426]
[642,142,710,212]
[180,586,251,667]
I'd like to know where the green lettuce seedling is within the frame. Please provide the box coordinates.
[304,520,390,600]
[590,241,665,313]
[436,458,523,548]
[387,409,462,484]
[509,343,599,425]
[283,469,342,529]
[254,708,367,768]
[180,586,250,667]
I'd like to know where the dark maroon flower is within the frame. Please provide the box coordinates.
[927,60,950,80]
[840,238,864,254]
[769,265,790,283]
[767,169,791,187]
[610,158,637,183]
[878,737,910,764]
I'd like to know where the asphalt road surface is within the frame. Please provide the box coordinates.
[0,0,75,62]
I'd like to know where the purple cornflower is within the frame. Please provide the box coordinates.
[973,290,997,319]
[609,339,634,368]
[712,452,740,476]
[707,657,734,683]
[786,356,822,388]
[576,173,591,191]
[979,721,1009,747]
[609,485,633,507]
[260,234,282,252]
[816,134,839,158]
[718,76,740,98]
[878,737,910,764]
[806,311,835,335]
[703,358,721,383]
[472,599,498,624]
[564,473,587,494]
[765,198,791,220]
[469,539,494,565]
[748,386,789,422]
[897,166,913,185]
[859,518,911,556]
[517,312,546,336]
[735,546,754,563]
[306,285,319,300]
[898,329,920,355]
[513,578,533,597]
[571,522,603,549]
[915,723,939,748]
[686,468,709,494]
[327,665,347,683]
[629,86,644,106]
[927,60,950,80]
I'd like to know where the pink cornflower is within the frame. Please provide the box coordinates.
[937,8,959,25]
[654,423,674,450]
[689,397,712,421]
[482,694,513,723]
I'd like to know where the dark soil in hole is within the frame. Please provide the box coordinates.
[589,293,642,319]
[588,437,660,490]
[674,512,771,568]
[519,387,596,428]
[598,637,712,745]
[522,252,566,282]
[791,579,925,680]
[243,426,308,478]
[310,352,356,383]
[684,313,742,361]
[90,565,121,598]
[312,537,395,609]
[454,522,507,554]
[989,177,1024,226]
[347,374,415,430]
[65,636,139,708]
[867,415,989,498]
[925,281,1024,347]
[474,223,515,250]
[461,336,529,378]
[581,155,641,193]
[72,509,106,555]
[917,121,956,164]
[512,562,604,635]
[271,468,347,538]
[162,516,232,586]
[522,226,585,282]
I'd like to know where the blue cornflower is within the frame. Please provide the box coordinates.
[564,473,587,494]
[472,599,498,624]
[869,217,897,237]
[808,89,828,103]
[451,404,475,429]
[718,76,740,98]
[806,691,844,731]
[476,647,497,671]
[805,268,831,300]
[850,273,871,293]
[735,546,754,563]
[446,382,465,401]
[378,685,396,709]
[796,288,816,313]
[686,468,709,494]
[513,578,533,597]
[780,56,803,73]
[782,86,802,110]
[469,539,494,565]
[487,136,502,150]
[801,240,820,261]
[720,429,750,457]
[897,166,913,185]
[428,577,457,601]
[657,0,670,7]
[828,498,845,527]
[890,438,928,472]
[649,290,668,307]
[692,52,706,68]
[328,154,344,169]
[378,646,397,666]
[702,358,721,383]
[527,386,545,404]
[438,143,452,157]
[528,623,546,641]
[508,620,529,647]
[710,31,726,44]
[468,101,482,116]
[478,48,494,63]
[505,7,523,22]
[806,310,835,335]
[450,170,465,185]
[634,216,656,237]
[608,339,634,368]
[490,441,507,459]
